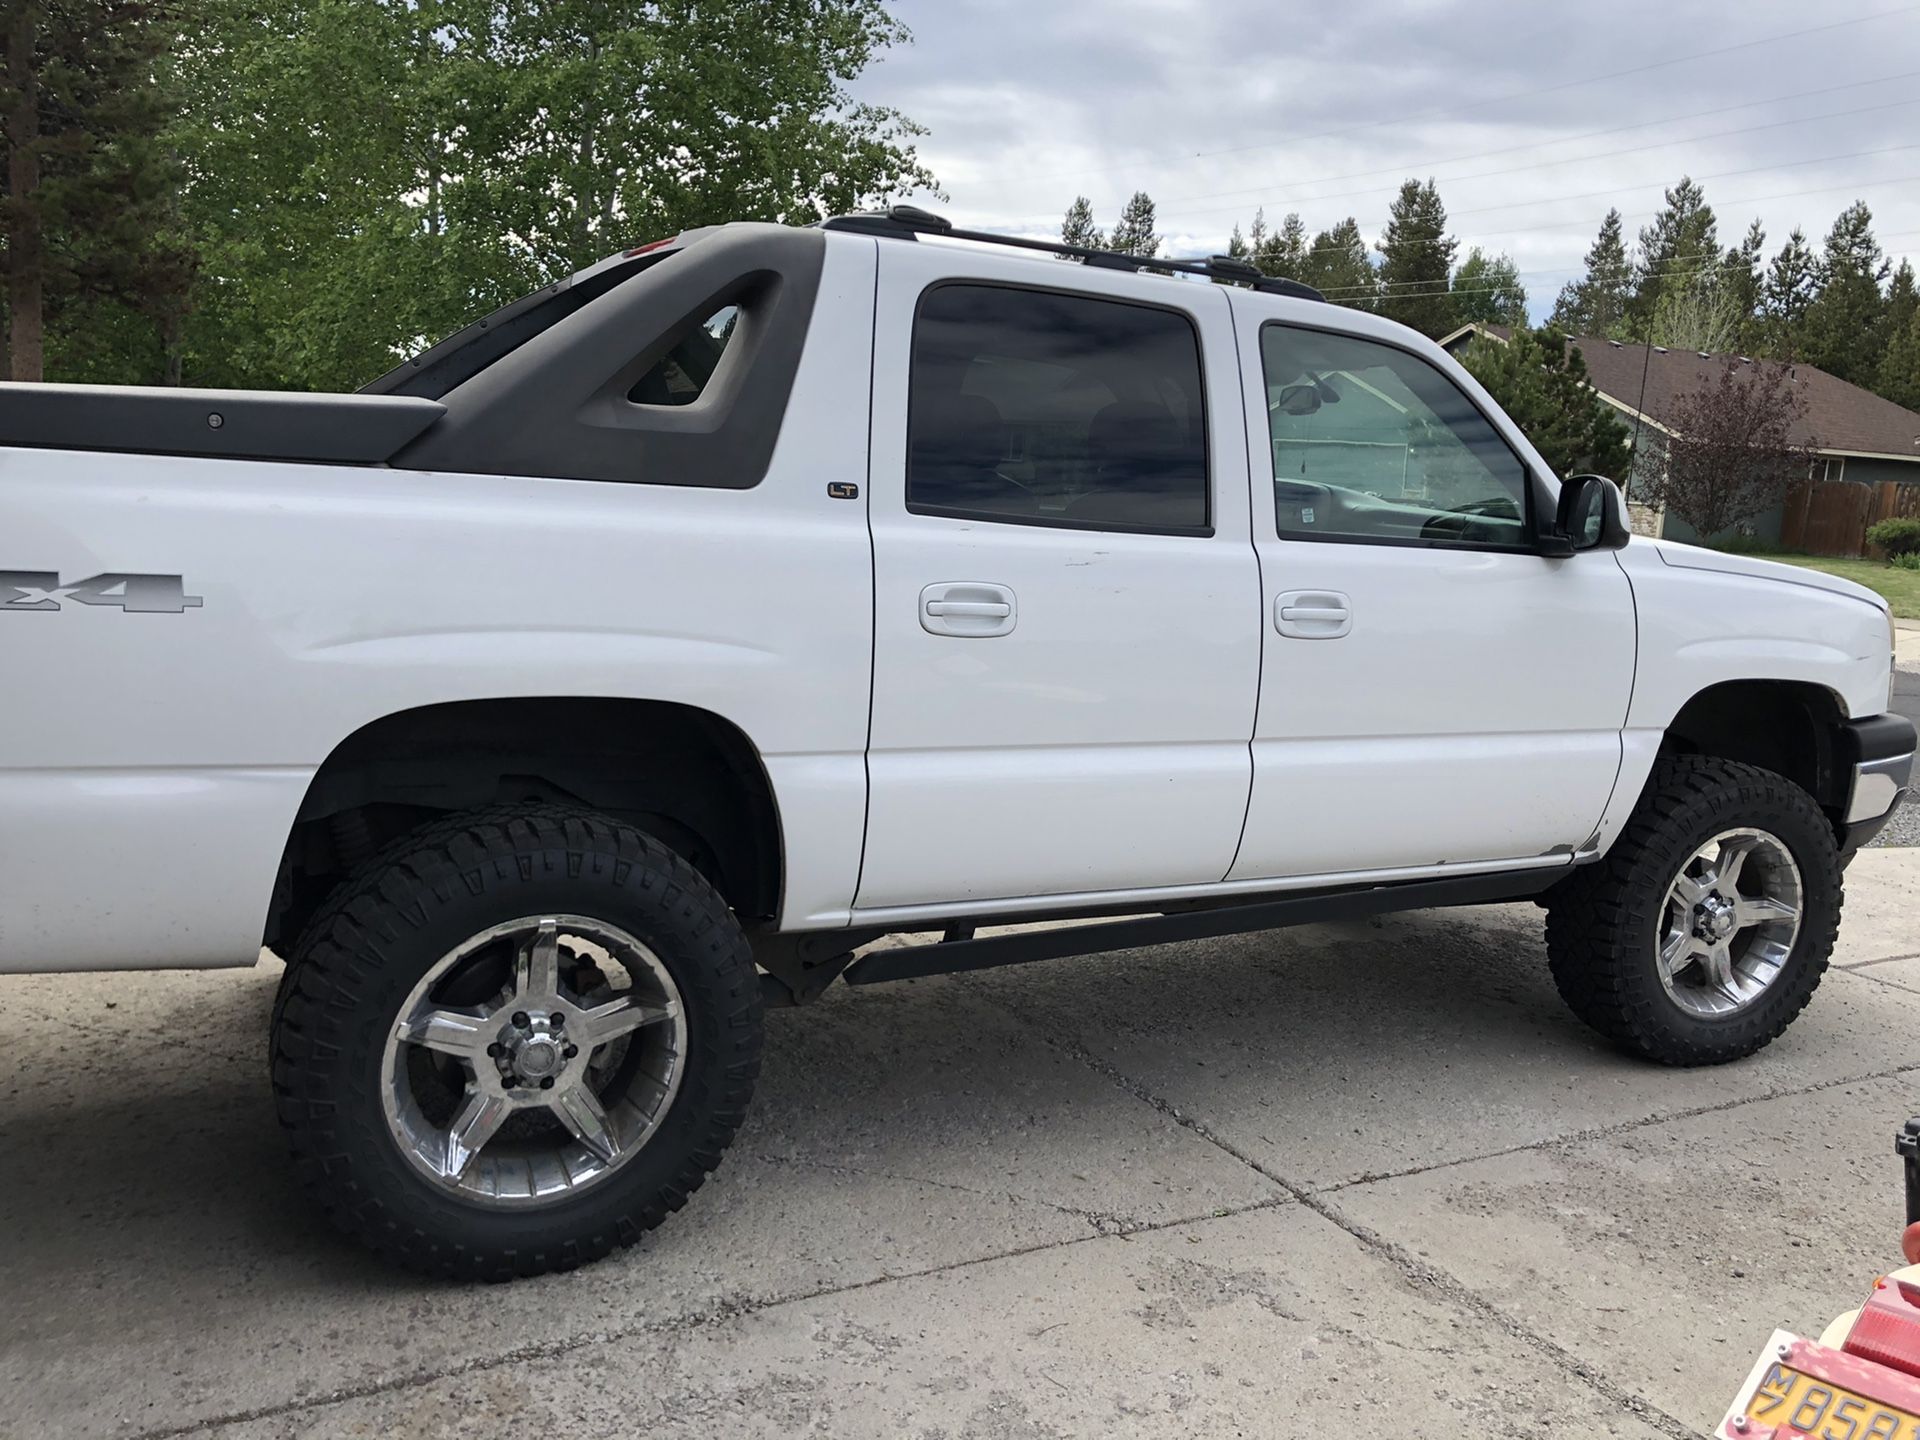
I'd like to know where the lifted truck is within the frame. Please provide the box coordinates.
[0,207,1910,1278]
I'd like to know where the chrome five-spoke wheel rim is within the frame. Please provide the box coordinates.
[1656,828,1803,1020]
[379,915,687,1207]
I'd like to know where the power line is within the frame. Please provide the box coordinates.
[1159,97,1920,226]
[1300,227,1920,300]
[1002,71,1920,229]
[1311,260,1753,301]
[1141,170,1920,269]
[1152,142,1917,245]
[1176,72,1920,209]
[1186,5,1920,165]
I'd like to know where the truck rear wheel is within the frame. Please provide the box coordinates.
[1544,755,1841,1066]
[270,807,762,1279]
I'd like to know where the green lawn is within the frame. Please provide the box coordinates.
[1763,554,1920,619]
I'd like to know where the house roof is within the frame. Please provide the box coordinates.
[1438,322,1920,464]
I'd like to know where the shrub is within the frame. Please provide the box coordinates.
[1891,550,1920,571]
[1867,517,1920,558]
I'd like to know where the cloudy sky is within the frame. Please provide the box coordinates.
[850,0,1920,321]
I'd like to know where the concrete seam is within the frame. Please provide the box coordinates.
[1835,951,1920,971]
[1317,1059,1920,1193]
[127,1192,1297,1440]
[1016,1021,1705,1440]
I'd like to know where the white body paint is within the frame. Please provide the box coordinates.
[0,228,1896,973]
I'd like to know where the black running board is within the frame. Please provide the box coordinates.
[841,867,1563,987]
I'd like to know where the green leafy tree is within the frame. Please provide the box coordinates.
[1450,248,1526,328]
[1105,190,1159,257]
[1060,194,1103,252]
[1300,217,1375,309]
[169,0,936,391]
[1,0,190,382]
[1457,326,1631,479]
[1760,227,1818,358]
[1627,177,1716,337]
[1802,200,1890,385]
[1374,178,1455,336]
[1548,208,1632,337]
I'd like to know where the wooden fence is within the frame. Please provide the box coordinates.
[1780,479,1920,556]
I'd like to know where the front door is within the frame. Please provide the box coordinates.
[1226,303,1636,883]
[856,251,1261,914]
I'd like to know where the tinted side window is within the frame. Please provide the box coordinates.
[1260,324,1529,549]
[629,304,739,406]
[908,285,1209,533]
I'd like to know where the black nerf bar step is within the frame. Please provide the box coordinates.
[842,866,1561,987]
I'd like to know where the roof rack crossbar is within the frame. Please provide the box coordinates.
[822,205,1325,302]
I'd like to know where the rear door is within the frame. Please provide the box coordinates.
[855,245,1261,915]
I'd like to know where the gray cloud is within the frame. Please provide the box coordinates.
[852,0,1920,319]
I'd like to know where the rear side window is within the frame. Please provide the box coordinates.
[629,305,739,405]
[907,284,1209,534]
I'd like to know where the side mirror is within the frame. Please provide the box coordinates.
[1547,474,1630,554]
[1272,382,1322,416]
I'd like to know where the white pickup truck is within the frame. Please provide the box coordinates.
[2,207,1910,1278]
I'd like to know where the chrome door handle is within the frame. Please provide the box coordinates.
[921,582,1017,637]
[1274,589,1352,639]
[925,600,1011,619]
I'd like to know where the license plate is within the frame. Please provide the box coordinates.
[1742,1363,1920,1437]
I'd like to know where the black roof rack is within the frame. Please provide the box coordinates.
[822,204,1325,303]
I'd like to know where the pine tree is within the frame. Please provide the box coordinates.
[1878,304,1920,412]
[1548,208,1632,337]
[1301,217,1375,309]
[1456,327,1631,479]
[1060,195,1103,253]
[1802,200,1890,385]
[1876,260,1919,407]
[1887,259,1919,338]
[1761,228,1818,359]
[1450,248,1527,328]
[1628,177,1717,337]
[1225,223,1247,259]
[1252,211,1306,279]
[1,0,190,382]
[1375,178,1456,337]
[1106,191,1159,258]
[1718,218,1765,351]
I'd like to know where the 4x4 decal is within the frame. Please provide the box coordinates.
[0,571,203,614]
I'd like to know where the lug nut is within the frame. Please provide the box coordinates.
[549,1011,564,1027]
[540,1076,555,1089]
[563,1044,578,1059]
[487,1042,503,1057]
[512,1011,529,1027]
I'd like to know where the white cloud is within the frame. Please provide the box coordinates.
[852,0,1920,318]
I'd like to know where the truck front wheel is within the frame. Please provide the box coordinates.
[270,807,763,1279]
[1545,756,1842,1066]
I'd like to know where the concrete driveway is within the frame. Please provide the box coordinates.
[5,848,1920,1439]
